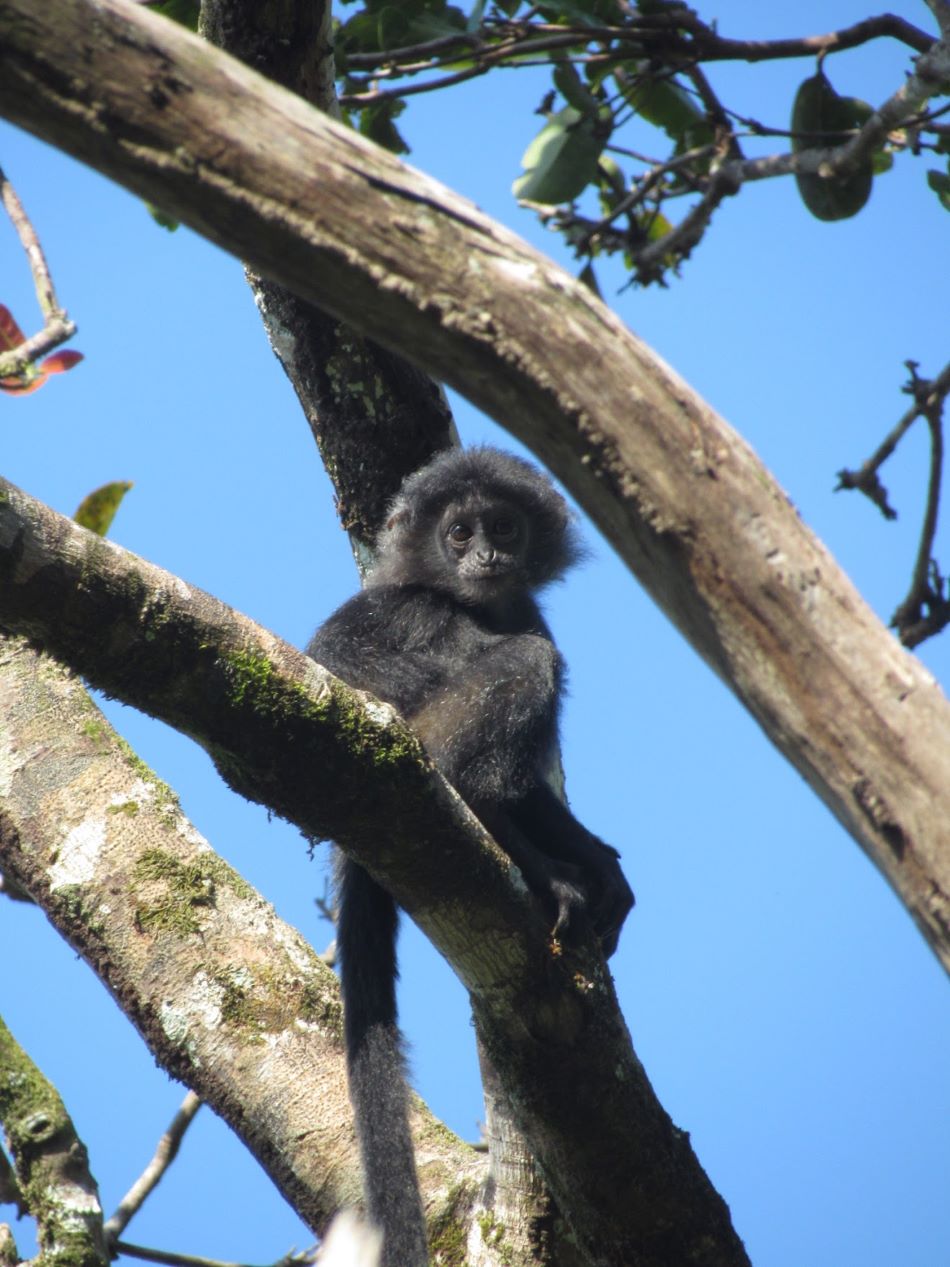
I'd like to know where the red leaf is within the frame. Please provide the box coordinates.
[0,370,48,396]
[0,305,26,352]
[40,350,84,375]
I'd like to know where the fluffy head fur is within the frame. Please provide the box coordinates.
[370,447,583,595]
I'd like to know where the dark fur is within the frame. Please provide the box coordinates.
[308,448,633,1266]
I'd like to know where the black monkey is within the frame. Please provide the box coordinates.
[308,447,633,1266]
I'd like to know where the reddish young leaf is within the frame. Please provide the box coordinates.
[40,350,84,375]
[0,306,84,395]
[0,370,47,396]
[0,304,27,351]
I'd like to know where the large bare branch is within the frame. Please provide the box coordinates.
[0,633,480,1247]
[0,0,948,971]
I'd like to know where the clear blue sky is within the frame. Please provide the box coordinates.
[2,3,949,1264]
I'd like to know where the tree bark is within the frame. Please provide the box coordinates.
[2,0,947,975]
[0,633,481,1242]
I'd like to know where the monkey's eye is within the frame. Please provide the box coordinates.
[492,516,518,540]
[447,522,473,545]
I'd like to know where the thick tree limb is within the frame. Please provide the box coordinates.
[198,0,456,550]
[0,483,749,1266]
[0,633,479,1244]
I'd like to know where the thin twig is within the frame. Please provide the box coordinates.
[0,164,61,317]
[629,164,741,280]
[104,1093,202,1244]
[891,365,950,645]
[815,32,950,179]
[0,164,77,377]
[596,144,718,228]
[341,12,934,75]
[114,1243,318,1267]
[836,359,950,517]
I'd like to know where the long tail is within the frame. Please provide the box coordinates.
[335,853,428,1267]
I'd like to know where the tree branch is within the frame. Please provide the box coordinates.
[0,632,477,1245]
[0,164,77,378]
[104,1093,203,1244]
[0,1010,109,1267]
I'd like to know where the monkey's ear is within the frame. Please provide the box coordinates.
[384,506,411,533]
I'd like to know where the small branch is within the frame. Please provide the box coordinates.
[340,60,489,106]
[924,0,950,40]
[104,1094,203,1245]
[339,12,938,106]
[628,164,742,281]
[683,61,745,161]
[0,314,77,379]
[0,164,77,376]
[836,359,950,518]
[682,12,935,61]
[0,164,61,317]
[815,32,950,180]
[340,12,935,76]
[891,364,950,646]
[114,1243,317,1267]
[0,1011,109,1267]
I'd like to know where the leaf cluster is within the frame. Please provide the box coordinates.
[331,0,947,287]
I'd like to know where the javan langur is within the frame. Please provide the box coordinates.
[308,447,633,1266]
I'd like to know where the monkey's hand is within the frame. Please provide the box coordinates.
[582,840,634,959]
[506,786,634,957]
[541,847,632,959]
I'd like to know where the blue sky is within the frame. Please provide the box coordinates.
[1,3,949,1264]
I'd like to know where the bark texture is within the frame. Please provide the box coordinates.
[0,633,479,1240]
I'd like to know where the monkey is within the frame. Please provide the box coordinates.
[307,447,634,1267]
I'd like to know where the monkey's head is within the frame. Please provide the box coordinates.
[370,447,583,605]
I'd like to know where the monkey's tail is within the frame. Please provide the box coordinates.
[335,853,429,1267]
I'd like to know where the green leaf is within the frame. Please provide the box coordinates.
[553,62,601,114]
[358,99,410,154]
[578,262,602,297]
[537,0,622,23]
[513,106,607,204]
[791,71,874,221]
[338,0,466,51]
[74,482,134,538]
[618,69,713,151]
[927,167,950,213]
[146,204,180,232]
[147,0,199,29]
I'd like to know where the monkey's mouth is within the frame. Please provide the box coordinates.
[469,563,517,586]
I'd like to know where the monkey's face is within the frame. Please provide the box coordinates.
[437,498,530,604]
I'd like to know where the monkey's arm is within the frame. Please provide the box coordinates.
[506,786,634,957]
[409,635,633,954]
